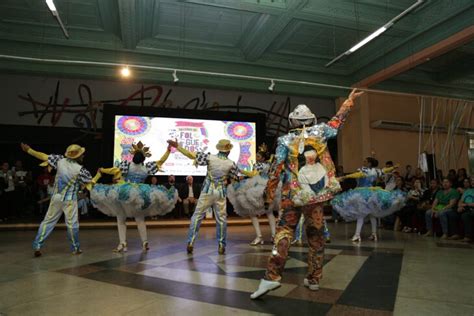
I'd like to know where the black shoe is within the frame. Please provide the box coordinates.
[218,245,225,255]
[186,243,193,254]
[34,249,42,257]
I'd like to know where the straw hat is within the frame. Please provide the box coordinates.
[216,139,233,152]
[65,144,85,159]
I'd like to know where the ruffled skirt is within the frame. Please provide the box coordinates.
[227,175,281,217]
[331,187,406,221]
[91,183,178,218]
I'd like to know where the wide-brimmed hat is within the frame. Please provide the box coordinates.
[216,139,233,152]
[65,144,85,159]
[289,104,316,122]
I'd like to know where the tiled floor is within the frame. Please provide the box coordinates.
[0,222,473,315]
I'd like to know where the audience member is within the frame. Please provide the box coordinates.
[384,161,396,191]
[179,175,201,218]
[0,162,16,221]
[423,178,460,239]
[12,160,32,217]
[412,167,426,188]
[36,167,54,215]
[404,165,413,187]
[336,165,344,177]
[447,176,473,241]
[457,178,471,195]
[447,169,457,186]
[399,179,425,233]
[455,168,468,188]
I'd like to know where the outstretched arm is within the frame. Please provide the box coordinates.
[325,89,364,138]
[21,143,48,162]
[99,167,124,183]
[340,171,366,180]
[382,165,399,174]
[145,146,172,174]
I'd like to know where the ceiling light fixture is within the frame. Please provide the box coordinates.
[172,70,179,83]
[120,66,131,78]
[268,79,275,92]
[325,0,425,67]
[45,0,69,39]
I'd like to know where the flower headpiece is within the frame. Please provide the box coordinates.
[129,141,152,157]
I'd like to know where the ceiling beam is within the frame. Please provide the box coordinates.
[353,25,474,88]
[240,0,308,61]
[117,0,156,49]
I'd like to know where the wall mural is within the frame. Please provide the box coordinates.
[16,80,331,140]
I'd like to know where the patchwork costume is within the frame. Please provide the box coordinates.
[25,145,94,255]
[91,143,178,252]
[251,91,362,299]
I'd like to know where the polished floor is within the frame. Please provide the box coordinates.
[0,222,473,316]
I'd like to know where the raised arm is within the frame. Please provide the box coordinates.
[21,143,48,162]
[341,171,366,180]
[99,167,124,183]
[167,139,196,160]
[145,147,172,174]
[324,89,364,138]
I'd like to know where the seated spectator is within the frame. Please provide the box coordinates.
[179,175,201,218]
[457,178,471,195]
[399,179,425,233]
[448,176,473,241]
[12,160,32,218]
[164,175,182,218]
[447,169,457,187]
[412,167,426,188]
[0,162,16,221]
[394,176,407,192]
[36,167,54,215]
[423,178,460,239]
[384,161,396,191]
[404,165,413,188]
[149,176,159,185]
[78,191,90,216]
[455,168,468,188]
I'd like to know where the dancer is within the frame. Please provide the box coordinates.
[331,157,405,242]
[251,89,363,299]
[21,143,95,257]
[167,139,239,255]
[91,141,178,252]
[227,143,279,245]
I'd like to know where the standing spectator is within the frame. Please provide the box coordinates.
[180,175,200,218]
[36,167,54,215]
[0,162,16,221]
[423,178,460,239]
[12,160,32,218]
[448,176,473,241]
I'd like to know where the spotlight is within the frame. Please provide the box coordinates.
[172,70,179,83]
[268,79,275,92]
[120,66,130,78]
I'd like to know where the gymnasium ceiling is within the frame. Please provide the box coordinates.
[0,0,473,99]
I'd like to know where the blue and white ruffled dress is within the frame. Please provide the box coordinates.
[331,167,406,221]
[91,162,178,218]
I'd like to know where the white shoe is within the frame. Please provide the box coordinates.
[113,242,127,253]
[250,279,281,299]
[351,235,361,242]
[303,278,320,291]
[369,233,378,241]
[142,241,150,252]
[250,236,264,246]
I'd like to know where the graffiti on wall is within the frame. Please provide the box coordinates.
[17,81,329,139]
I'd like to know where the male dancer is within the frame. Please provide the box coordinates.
[251,89,363,298]
[167,139,239,255]
[21,143,95,257]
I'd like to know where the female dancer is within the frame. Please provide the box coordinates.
[227,144,279,245]
[91,142,178,252]
[331,157,405,242]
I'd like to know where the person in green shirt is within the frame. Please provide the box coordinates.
[423,178,460,239]
[448,176,474,242]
